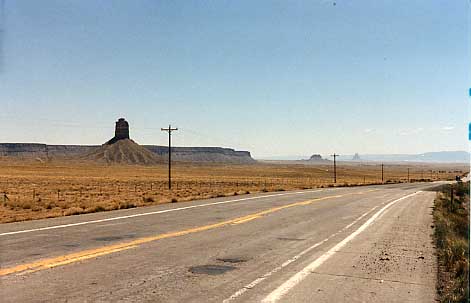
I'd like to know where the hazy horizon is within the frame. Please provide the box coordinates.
[1,1,470,158]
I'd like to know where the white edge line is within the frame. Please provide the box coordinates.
[260,191,422,303]
[0,189,328,236]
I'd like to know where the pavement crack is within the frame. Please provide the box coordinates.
[309,271,429,286]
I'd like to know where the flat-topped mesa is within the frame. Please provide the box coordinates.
[107,118,130,144]
[309,154,323,161]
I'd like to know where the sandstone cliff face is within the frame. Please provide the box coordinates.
[144,146,255,164]
[0,143,49,157]
[0,143,256,164]
[0,144,95,158]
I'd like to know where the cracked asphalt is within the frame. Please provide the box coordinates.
[0,182,439,302]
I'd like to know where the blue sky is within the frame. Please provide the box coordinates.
[0,1,469,158]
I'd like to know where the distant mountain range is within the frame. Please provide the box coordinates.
[337,151,469,163]
[260,151,470,163]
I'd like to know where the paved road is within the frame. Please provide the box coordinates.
[0,182,440,302]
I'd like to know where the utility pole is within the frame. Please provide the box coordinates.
[161,124,178,190]
[407,168,410,183]
[381,163,384,183]
[330,153,339,183]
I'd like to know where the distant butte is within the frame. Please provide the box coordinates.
[0,118,256,164]
[82,118,162,165]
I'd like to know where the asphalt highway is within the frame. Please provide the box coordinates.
[0,182,441,302]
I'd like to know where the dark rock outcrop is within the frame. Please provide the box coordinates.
[352,153,361,161]
[106,118,130,144]
[309,154,323,161]
[301,154,331,164]
[309,154,330,162]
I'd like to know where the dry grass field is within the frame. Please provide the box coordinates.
[0,158,467,223]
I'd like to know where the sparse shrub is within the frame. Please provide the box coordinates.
[93,205,106,212]
[171,198,178,203]
[119,202,136,209]
[106,204,119,211]
[261,188,269,192]
[143,197,154,203]
[233,192,238,196]
[434,182,469,303]
[65,207,83,216]
[32,205,42,212]
[245,191,250,194]
[455,182,468,199]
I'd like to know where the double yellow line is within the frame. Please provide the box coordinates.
[0,190,374,277]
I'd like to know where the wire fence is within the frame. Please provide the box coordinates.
[0,172,452,208]
[0,167,464,224]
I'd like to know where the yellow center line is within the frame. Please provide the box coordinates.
[231,214,262,225]
[0,189,376,277]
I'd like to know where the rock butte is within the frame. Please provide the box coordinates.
[0,118,256,164]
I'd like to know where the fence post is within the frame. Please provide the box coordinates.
[450,186,454,212]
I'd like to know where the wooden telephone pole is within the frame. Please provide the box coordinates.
[331,153,339,183]
[381,163,384,183]
[161,125,178,190]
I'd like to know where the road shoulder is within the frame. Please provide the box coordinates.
[279,191,437,302]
